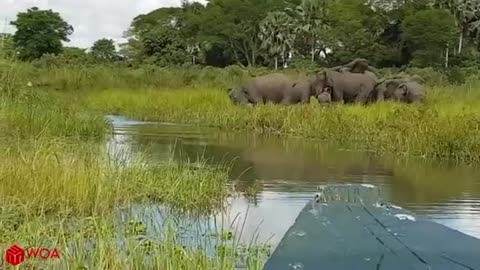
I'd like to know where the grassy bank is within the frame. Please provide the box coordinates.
[0,63,270,269]
[0,136,271,268]
[87,85,480,163]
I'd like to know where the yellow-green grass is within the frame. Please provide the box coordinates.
[0,137,270,269]
[0,138,230,220]
[1,213,269,269]
[0,87,109,140]
[87,86,480,163]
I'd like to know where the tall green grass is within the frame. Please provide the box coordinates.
[0,137,271,269]
[87,85,480,163]
[0,61,270,269]
[0,138,230,217]
[5,60,478,92]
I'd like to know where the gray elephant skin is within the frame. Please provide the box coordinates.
[227,73,319,105]
[313,69,384,104]
[331,58,379,76]
[374,77,425,104]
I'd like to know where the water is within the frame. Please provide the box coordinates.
[105,115,480,249]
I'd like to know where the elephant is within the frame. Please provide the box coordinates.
[312,69,385,104]
[227,73,318,105]
[228,87,251,105]
[291,80,332,104]
[331,58,380,77]
[374,76,425,104]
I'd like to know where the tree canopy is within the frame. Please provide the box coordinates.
[7,1,480,69]
[90,38,118,62]
[116,0,480,69]
[10,7,73,60]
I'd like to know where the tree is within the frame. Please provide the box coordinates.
[435,0,480,54]
[402,8,457,67]
[259,12,297,69]
[90,38,118,62]
[319,0,389,65]
[122,7,194,66]
[191,0,288,67]
[10,7,73,60]
[289,0,330,62]
[141,26,189,66]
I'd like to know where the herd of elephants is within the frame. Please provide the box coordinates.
[227,58,426,106]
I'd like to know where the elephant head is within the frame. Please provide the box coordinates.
[400,81,425,103]
[227,87,251,105]
[310,70,334,96]
[375,80,405,101]
[375,78,425,103]
[316,86,332,104]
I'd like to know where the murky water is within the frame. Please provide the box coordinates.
[106,115,480,250]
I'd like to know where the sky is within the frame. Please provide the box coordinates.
[0,0,204,49]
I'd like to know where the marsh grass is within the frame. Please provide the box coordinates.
[1,211,269,269]
[0,138,230,219]
[0,137,271,269]
[87,86,480,163]
[0,61,272,269]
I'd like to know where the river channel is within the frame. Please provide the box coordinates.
[105,115,480,251]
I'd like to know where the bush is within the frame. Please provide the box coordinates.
[445,67,466,85]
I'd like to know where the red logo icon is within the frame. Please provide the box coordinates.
[5,244,25,266]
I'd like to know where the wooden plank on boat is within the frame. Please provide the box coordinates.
[263,184,480,270]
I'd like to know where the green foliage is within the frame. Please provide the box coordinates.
[10,7,73,60]
[141,26,190,66]
[90,38,119,62]
[445,66,466,85]
[402,8,457,67]
[7,1,480,69]
[287,56,321,71]
[259,11,297,68]
[60,47,89,63]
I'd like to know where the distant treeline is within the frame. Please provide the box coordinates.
[1,1,480,71]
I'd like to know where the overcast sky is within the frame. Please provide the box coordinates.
[0,0,204,49]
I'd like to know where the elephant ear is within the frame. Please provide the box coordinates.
[399,84,409,95]
[326,70,336,87]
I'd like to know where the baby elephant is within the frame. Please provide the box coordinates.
[227,73,318,105]
[374,76,425,104]
[314,86,333,104]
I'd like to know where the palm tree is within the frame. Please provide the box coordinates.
[288,0,330,62]
[258,12,297,69]
[436,0,480,54]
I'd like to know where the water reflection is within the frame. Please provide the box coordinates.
[106,115,480,245]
